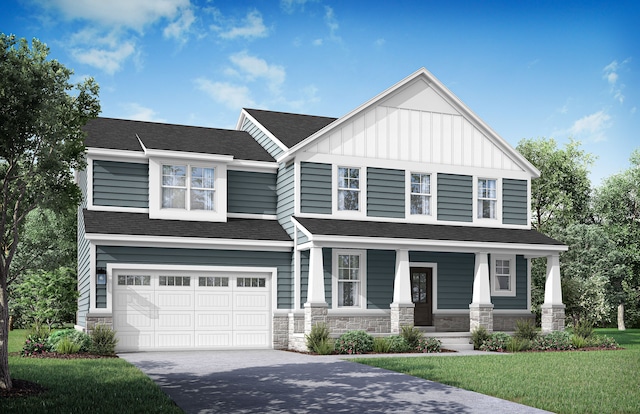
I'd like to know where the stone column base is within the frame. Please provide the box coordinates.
[390,303,415,334]
[541,304,565,333]
[304,303,328,335]
[469,303,494,333]
[85,314,113,334]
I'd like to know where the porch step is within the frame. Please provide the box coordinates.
[423,332,474,351]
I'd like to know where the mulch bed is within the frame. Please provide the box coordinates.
[0,379,47,398]
[9,351,118,359]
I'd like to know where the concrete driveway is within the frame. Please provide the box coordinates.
[120,350,551,414]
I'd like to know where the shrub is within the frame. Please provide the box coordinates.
[571,334,588,349]
[479,332,511,352]
[21,334,49,356]
[373,337,391,353]
[47,329,92,352]
[89,324,118,355]
[28,324,51,341]
[506,337,530,352]
[471,326,490,350]
[532,331,574,351]
[385,335,410,353]
[416,337,441,353]
[514,319,538,341]
[334,330,374,354]
[572,319,594,339]
[57,337,82,354]
[586,334,619,349]
[305,323,331,354]
[400,326,423,349]
[313,338,335,355]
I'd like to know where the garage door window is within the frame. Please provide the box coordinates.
[118,275,150,286]
[237,277,266,287]
[198,276,229,287]
[159,276,191,286]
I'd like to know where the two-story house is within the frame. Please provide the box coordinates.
[77,68,567,352]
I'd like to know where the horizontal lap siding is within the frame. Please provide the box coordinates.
[367,168,405,219]
[437,173,472,222]
[227,170,277,215]
[242,118,284,159]
[300,162,332,214]
[367,250,395,309]
[410,251,475,309]
[77,169,91,326]
[93,160,148,208]
[502,179,528,225]
[96,246,293,309]
[277,163,295,238]
[492,255,528,309]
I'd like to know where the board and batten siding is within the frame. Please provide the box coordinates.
[367,250,395,309]
[93,160,149,208]
[502,179,528,225]
[437,173,473,222]
[242,117,285,159]
[276,163,295,238]
[492,255,528,309]
[367,168,405,219]
[410,251,475,309]
[300,162,332,214]
[96,246,294,309]
[77,169,91,326]
[227,170,277,215]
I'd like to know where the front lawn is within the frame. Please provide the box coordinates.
[357,329,640,414]
[4,329,182,413]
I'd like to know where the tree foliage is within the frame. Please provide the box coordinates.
[0,33,99,390]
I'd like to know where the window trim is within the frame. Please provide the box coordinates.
[490,254,516,297]
[407,172,436,219]
[332,249,367,309]
[332,165,366,218]
[474,177,501,222]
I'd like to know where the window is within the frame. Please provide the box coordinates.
[410,173,431,215]
[491,255,516,296]
[159,276,191,286]
[237,277,266,288]
[117,275,150,286]
[477,178,497,219]
[162,164,214,211]
[336,252,363,307]
[337,167,360,211]
[198,276,229,287]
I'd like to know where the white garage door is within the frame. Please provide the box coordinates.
[113,270,271,351]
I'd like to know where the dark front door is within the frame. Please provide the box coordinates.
[410,267,433,326]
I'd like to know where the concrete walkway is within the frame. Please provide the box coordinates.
[120,350,551,414]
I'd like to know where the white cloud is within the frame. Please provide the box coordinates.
[70,40,136,75]
[374,38,385,47]
[313,38,323,46]
[228,51,285,93]
[567,110,612,142]
[163,8,196,42]
[324,6,340,41]
[603,58,630,104]
[218,10,268,40]
[280,0,316,13]
[195,78,255,109]
[122,103,166,122]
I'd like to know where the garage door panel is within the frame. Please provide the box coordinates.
[156,292,193,309]
[156,311,194,330]
[196,332,232,347]
[196,311,231,330]
[195,292,232,309]
[118,332,154,350]
[234,331,269,348]
[114,312,155,331]
[234,293,268,309]
[156,332,193,348]
[234,312,269,329]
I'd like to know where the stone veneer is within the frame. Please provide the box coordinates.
[434,314,470,331]
[493,313,535,331]
[85,314,113,333]
[469,304,494,332]
[390,304,414,334]
[272,315,289,349]
[541,304,566,333]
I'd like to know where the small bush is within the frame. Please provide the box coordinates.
[334,330,374,354]
[305,323,331,354]
[586,334,619,349]
[514,319,538,341]
[471,326,490,350]
[532,331,574,351]
[47,329,92,352]
[572,319,594,339]
[571,334,588,349]
[28,325,51,341]
[21,334,49,356]
[416,337,441,353]
[373,337,391,353]
[313,338,335,355]
[506,337,530,352]
[57,337,82,354]
[480,332,511,352]
[385,335,410,353]
[89,324,118,355]
[400,326,423,349]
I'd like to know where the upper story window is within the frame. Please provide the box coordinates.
[477,178,497,219]
[491,255,516,296]
[410,173,431,215]
[162,165,215,210]
[338,167,360,211]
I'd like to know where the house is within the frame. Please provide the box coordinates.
[76,68,567,352]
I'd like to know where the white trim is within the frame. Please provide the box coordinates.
[294,233,301,310]
[332,249,367,309]
[474,177,502,224]
[333,164,367,219]
[89,243,98,313]
[294,161,302,216]
[85,233,294,251]
[237,110,289,153]
[326,308,389,316]
[144,148,234,163]
[490,254,516,297]
[431,309,533,315]
[227,213,277,220]
[88,205,149,214]
[527,257,532,311]
[228,159,278,173]
[86,147,147,162]
[406,171,438,223]
[86,157,94,210]
[409,262,438,315]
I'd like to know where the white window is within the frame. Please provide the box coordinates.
[198,276,229,287]
[159,276,191,286]
[337,167,360,211]
[410,173,431,215]
[477,178,497,219]
[117,275,150,286]
[333,250,366,308]
[491,255,516,296]
[162,165,214,211]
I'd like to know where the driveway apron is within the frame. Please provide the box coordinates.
[120,350,551,414]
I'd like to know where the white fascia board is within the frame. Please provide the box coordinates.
[290,217,314,239]
[228,159,278,173]
[143,148,234,163]
[239,109,289,152]
[86,147,147,163]
[84,233,293,251]
[227,213,278,220]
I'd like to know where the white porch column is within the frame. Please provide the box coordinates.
[390,249,414,333]
[469,252,494,332]
[304,246,328,338]
[542,253,565,333]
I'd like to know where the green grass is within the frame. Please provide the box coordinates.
[4,329,183,414]
[357,329,640,414]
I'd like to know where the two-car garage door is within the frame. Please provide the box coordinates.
[113,269,272,351]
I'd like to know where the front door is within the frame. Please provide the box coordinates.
[410,267,433,326]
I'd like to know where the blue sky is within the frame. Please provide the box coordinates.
[2,0,638,185]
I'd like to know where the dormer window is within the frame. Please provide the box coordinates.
[162,165,215,210]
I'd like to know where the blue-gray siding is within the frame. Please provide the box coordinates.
[93,160,148,208]
[367,250,395,309]
[299,248,333,308]
[437,173,473,222]
[492,255,528,309]
[367,168,405,219]
[96,246,293,309]
[300,162,332,214]
[77,168,91,325]
[242,117,285,159]
[276,163,295,238]
[409,251,475,309]
[227,170,277,215]
[502,179,528,225]
[296,229,309,245]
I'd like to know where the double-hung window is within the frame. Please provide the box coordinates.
[491,255,516,296]
[162,165,214,211]
[477,178,497,219]
[336,252,363,307]
[410,173,431,215]
[337,167,360,211]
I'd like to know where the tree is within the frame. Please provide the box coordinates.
[0,34,99,390]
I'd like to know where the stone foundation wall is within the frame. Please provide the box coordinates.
[288,333,306,352]
[469,305,494,332]
[493,313,535,331]
[85,315,113,334]
[326,315,391,335]
[541,304,566,333]
[434,314,470,332]
[273,315,289,350]
[390,305,414,334]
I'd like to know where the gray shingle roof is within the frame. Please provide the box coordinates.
[245,108,336,148]
[84,117,275,162]
[294,217,564,246]
[83,210,292,241]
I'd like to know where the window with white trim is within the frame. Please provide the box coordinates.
[162,165,214,211]
[159,276,191,286]
[410,173,431,215]
[337,167,360,211]
[333,250,366,307]
[491,255,516,296]
[477,178,497,219]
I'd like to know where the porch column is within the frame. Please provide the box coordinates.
[390,249,414,334]
[469,252,494,332]
[304,246,328,336]
[541,253,565,333]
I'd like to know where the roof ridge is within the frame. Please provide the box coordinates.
[244,108,337,121]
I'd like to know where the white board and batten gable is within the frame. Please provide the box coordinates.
[291,68,538,181]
